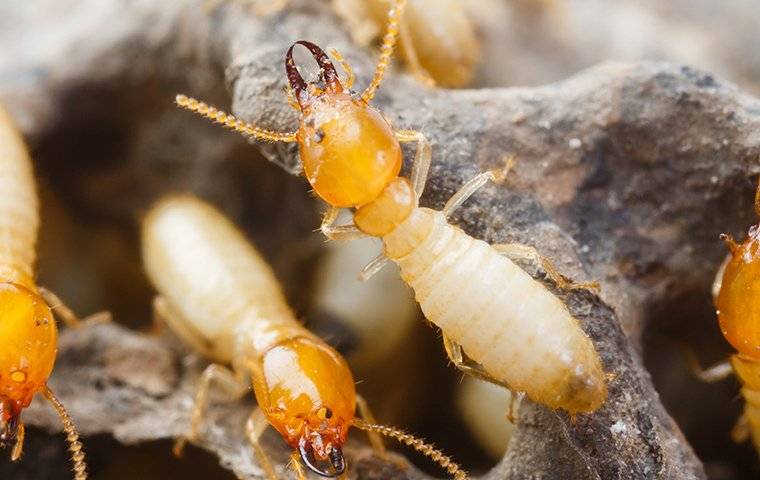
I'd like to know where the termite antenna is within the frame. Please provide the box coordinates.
[754,176,760,218]
[352,419,468,480]
[361,0,407,103]
[42,386,88,480]
[175,94,297,143]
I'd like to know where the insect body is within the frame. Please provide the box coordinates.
[711,179,760,453]
[0,105,89,479]
[333,0,481,87]
[176,0,606,414]
[142,195,466,479]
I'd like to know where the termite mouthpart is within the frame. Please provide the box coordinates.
[285,40,342,108]
[298,437,346,477]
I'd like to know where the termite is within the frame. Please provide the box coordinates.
[0,105,99,479]
[175,0,607,414]
[332,0,481,87]
[142,194,467,479]
[686,178,760,453]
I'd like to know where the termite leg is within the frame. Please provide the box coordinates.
[174,364,248,456]
[442,335,509,389]
[720,233,739,255]
[10,423,24,461]
[245,408,278,480]
[491,243,600,292]
[361,0,407,103]
[355,394,387,457]
[506,392,525,424]
[442,172,494,218]
[396,13,436,87]
[395,129,431,201]
[712,253,731,302]
[442,157,515,218]
[38,287,111,328]
[328,48,355,90]
[321,206,367,241]
[732,412,750,443]
[754,176,760,218]
[677,342,733,383]
[359,253,390,282]
[289,450,308,480]
[153,296,217,359]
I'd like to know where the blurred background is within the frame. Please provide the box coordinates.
[1,0,760,478]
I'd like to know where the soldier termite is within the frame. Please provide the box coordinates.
[142,194,467,479]
[685,178,760,454]
[175,0,607,414]
[0,105,106,479]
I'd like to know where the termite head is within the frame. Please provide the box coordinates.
[254,337,355,477]
[285,40,402,208]
[0,283,57,408]
[0,398,21,456]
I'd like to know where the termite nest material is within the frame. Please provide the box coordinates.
[4,1,760,479]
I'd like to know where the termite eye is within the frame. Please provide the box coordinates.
[324,408,333,419]
[317,407,332,420]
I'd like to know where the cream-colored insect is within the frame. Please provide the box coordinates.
[0,105,97,479]
[142,194,467,479]
[333,0,481,87]
[175,0,606,414]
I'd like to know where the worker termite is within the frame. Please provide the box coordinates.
[142,194,467,479]
[0,105,103,479]
[685,178,760,454]
[175,0,607,414]
[332,0,481,87]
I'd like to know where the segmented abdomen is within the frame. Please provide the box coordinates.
[383,208,606,413]
[142,195,300,363]
[0,106,38,284]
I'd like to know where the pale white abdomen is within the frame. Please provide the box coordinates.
[142,195,298,363]
[0,106,38,285]
[383,208,607,413]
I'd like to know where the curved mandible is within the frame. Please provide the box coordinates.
[285,40,343,108]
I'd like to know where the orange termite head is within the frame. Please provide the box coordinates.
[285,40,402,208]
[254,336,355,477]
[0,399,21,455]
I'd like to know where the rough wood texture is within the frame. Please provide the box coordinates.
[2,0,760,479]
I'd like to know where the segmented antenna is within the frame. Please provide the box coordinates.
[42,386,87,480]
[352,419,468,480]
[175,95,297,143]
[361,0,407,103]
